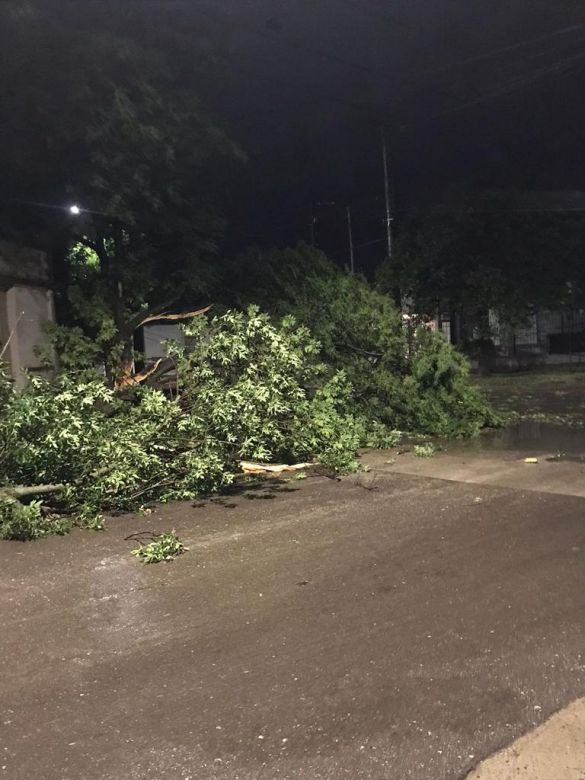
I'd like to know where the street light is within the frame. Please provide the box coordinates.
[68,204,81,216]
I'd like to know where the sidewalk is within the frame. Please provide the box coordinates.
[467,697,585,780]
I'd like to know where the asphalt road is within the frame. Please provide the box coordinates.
[2,469,585,779]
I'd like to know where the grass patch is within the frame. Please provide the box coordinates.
[476,368,585,426]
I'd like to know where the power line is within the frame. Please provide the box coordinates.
[355,237,386,249]
[207,5,390,83]
[231,201,585,242]
[252,9,585,103]
[205,8,585,132]
[419,49,585,125]
[334,0,401,28]
[201,8,585,248]
[333,1,584,81]
[390,205,585,216]
[432,24,584,73]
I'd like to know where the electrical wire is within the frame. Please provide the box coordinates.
[334,0,401,28]
[333,0,584,76]
[432,24,584,73]
[420,50,585,125]
[205,4,389,81]
[253,3,585,97]
[202,6,585,132]
[229,200,585,247]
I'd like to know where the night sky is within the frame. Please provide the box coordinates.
[177,0,585,260]
[4,1,584,266]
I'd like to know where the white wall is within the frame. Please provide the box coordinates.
[3,285,55,386]
[143,323,185,361]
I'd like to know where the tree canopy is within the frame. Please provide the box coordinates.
[0,0,243,384]
[377,207,585,333]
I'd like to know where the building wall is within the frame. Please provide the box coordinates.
[0,241,55,384]
[143,323,185,361]
[0,290,8,356]
[2,286,55,384]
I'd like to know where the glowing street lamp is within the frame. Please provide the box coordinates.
[68,204,81,216]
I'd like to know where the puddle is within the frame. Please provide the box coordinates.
[546,453,585,463]
[441,421,585,456]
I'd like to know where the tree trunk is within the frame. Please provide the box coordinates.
[113,336,136,391]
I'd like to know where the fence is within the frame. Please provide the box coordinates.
[489,308,585,363]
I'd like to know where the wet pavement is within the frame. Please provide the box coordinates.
[376,416,585,499]
[446,420,585,456]
[2,470,585,779]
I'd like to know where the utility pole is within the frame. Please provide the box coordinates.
[381,128,402,307]
[346,205,355,274]
[381,128,393,263]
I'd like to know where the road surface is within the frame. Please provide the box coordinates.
[2,463,585,779]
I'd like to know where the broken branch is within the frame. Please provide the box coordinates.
[0,484,65,500]
[138,305,212,328]
[114,357,176,391]
[239,461,313,475]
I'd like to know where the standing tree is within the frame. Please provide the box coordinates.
[376,205,585,340]
[0,1,243,386]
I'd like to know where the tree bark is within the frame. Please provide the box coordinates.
[1,484,65,500]
[138,305,212,328]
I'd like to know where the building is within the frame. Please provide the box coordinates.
[428,191,585,368]
[0,240,55,385]
[488,307,585,368]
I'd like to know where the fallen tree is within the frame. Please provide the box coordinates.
[0,308,369,539]
[223,245,499,437]
[1,293,496,541]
